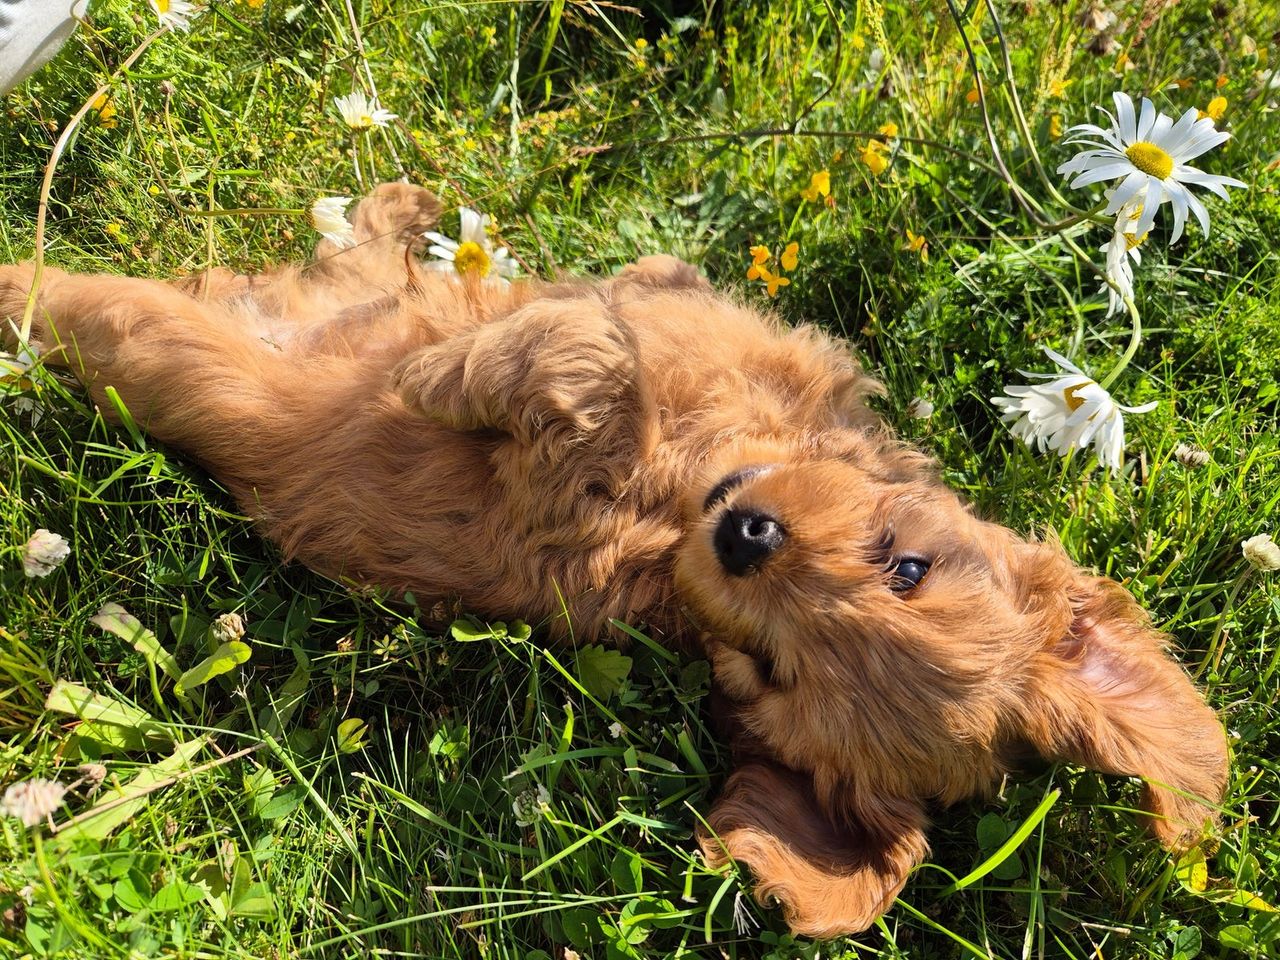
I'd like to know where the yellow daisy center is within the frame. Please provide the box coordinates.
[1124,231,1148,251]
[1063,382,1093,413]
[1125,141,1173,180]
[357,113,374,127]
[453,241,491,277]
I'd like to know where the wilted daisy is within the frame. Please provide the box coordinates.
[1099,203,1143,316]
[1241,533,1280,572]
[1058,91,1246,242]
[22,529,70,578]
[1,778,67,827]
[148,0,201,31]
[333,92,397,131]
[310,196,356,249]
[423,208,518,283]
[991,348,1157,471]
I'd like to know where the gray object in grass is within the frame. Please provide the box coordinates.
[0,1,89,95]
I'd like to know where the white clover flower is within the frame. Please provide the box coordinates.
[423,207,519,284]
[512,784,550,826]
[333,92,397,131]
[1,778,67,827]
[148,0,201,32]
[608,721,624,739]
[211,612,245,644]
[1242,534,1280,572]
[22,529,70,578]
[1058,91,1246,242]
[907,397,934,419]
[310,196,356,249]
[991,348,1157,471]
[1173,442,1210,468]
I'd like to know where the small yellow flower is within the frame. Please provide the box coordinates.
[91,93,117,128]
[799,170,830,202]
[1198,96,1227,121]
[1049,114,1063,139]
[1215,73,1229,88]
[1048,78,1072,97]
[903,229,928,262]
[877,121,899,140]
[851,33,866,50]
[965,87,980,104]
[758,265,790,297]
[634,37,648,51]
[860,145,888,176]
[746,245,770,280]
[242,0,264,7]
[780,242,799,272]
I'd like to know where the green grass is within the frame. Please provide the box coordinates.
[2,1,1279,957]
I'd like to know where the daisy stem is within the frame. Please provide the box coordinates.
[980,0,1087,216]
[1098,296,1142,392]
[1040,199,1111,234]
[941,0,1048,227]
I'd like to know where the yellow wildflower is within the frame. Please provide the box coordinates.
[746,245,770,281]
[634,38,648,51]
[903,229,928,263]
[851,33,866,50]
[877,121,899,139]
[91,93,117,128]
[965,87,980,104]
[1198,96,1227,121]
[800,170,830,202]
[1048,78,1072,97]
[780,242,799,272]
[758,265,789,297]
[860,145,888,176]
[1049,114,1063,139]
[1215,73,1229,88]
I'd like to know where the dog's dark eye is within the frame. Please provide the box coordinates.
[890,557,930,592]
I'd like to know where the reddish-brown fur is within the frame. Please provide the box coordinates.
[1,184,1227,938]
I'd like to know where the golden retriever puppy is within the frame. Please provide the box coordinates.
[0,183,1227,938]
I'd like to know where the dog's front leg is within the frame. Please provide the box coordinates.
[393,296,658,486]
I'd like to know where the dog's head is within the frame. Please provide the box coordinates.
[674,434,1227,936]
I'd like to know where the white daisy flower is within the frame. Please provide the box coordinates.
[991,348,1158,471]
[423,207,519,284]
[22,529,70,578]
[1242,533,1280,572]
[310,196,356,250]
[333,92,397,131]
[1058,91,1246,242]
[1,778,67,827]
[148,0,201,32]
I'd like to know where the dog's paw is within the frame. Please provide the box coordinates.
[355,182,443,248]
[0,264,48,347]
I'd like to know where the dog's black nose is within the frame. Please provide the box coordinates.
[713,508,786,576]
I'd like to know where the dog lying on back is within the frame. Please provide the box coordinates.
[1,183,1227,938]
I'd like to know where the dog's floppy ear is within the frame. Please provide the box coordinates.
[699,763,928,938]
[1023,574,1228,849]
[393,296,657,477]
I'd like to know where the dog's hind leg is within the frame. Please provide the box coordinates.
[1,263,282,479]
[310,182,442,281]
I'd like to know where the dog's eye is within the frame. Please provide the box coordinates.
[889,557,930,592]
